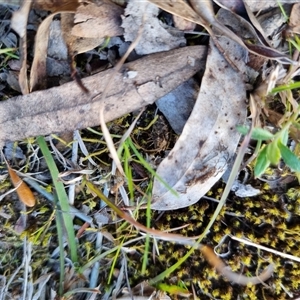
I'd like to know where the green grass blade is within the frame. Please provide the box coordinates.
[254,145,271,177]
[108,240,123,284]
[79,235,146,273]
[236,125,274,140]
[54,195,65,296]
[278,141,300,172]
[271,81,300,93]
[141,186,152,274]
[37,136,78,264]
[126,138,178,196]
[149,243,198,285]
[123,141,134,201]
[0,47,18,58]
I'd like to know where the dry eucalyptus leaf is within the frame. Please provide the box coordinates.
[30,0,80,12]
[72,0,124,38]
[61,13,104,56]
[149,0,295,65]
[10,0,80,92]
[30,7,105,91]
[257,7,289,38]
[0,46,207,148]
[215,0,271,47]
[151,11,256,210]
[30,12,62,91]
[10,0,31,38]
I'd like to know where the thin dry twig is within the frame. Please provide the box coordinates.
[98,1,148,177]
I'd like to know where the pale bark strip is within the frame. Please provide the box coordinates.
[0,46,207,148]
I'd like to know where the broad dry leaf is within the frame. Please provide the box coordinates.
[72,0,124,38]
[151,9,255,210]
[30,10,104,91]
[61,13,104,56]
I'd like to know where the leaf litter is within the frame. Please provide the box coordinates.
[1,0,300,299]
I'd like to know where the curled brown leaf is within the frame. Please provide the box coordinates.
[7,167,36,207]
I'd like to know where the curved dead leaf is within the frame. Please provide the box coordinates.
[214,0,272,47]
[11,0,81,93]
[200,245,274,285]
[30,12,63,91]
[150,3,296,210]
[190,0,295,64]
[10,0,32,37]
[61,13,104,56]
[32,0,80,12]
[151,14,251,210]
[30,0,122,91]
[149,0,296,64]
[7,167,36,207]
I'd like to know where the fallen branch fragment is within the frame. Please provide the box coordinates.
[0,46,207,148]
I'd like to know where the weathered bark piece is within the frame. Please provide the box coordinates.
[0,46,207,148]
